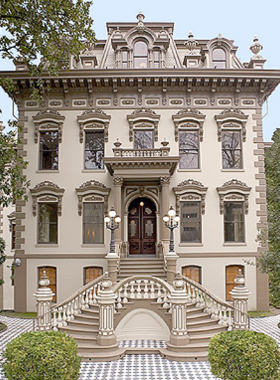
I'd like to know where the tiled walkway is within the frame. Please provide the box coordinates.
[1,314,280,380]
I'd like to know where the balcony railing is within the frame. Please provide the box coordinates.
[112,140,170,157]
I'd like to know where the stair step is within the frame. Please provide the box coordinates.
[187,312,212,321]
[75,314,99,322]
[188,324,227,335]
[59,324,99,334]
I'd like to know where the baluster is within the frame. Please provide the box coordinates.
[66,303,72,322]
[123,283,128,303]
[143,280,149,299]
[156,284,163,303]
[52,308,58,330]
[88,287,93,305]
[81,292,86,310]
[150,281,155,298]
[73,297,79,315]
[222,306,228,326]
[210,299,216,319]
[227,309,233,331]
[92,285,97,304]
[85,290,89,309]
[57,307,63,327]
[204,296,211,313]
[136,280,142,299]
[130,281,135,299]
[218,305,223,324]
[163,289,169,308]
[62,305,67,326]
[70,300,75,320]
[117,287,123,309]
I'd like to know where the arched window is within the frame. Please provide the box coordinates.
[226,265,244,301]
[84,267,103,285]
[212,48,226,68]
[38,267,57,302]
[134,41,148,68]
[182,265,202,284]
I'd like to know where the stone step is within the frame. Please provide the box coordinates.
[75,314,99,322]
[59,325,99,337]
[187,312,212,321]
[188,324,227,335]
[160,347,208,362]
[187,318,221,328]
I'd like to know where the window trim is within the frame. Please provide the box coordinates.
[77,109,111,144]
[127,108,160,145]
[182,265,202,284]
[212,47,227,69]
[215,108,248,143]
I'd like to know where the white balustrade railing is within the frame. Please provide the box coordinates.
[121,149,163,158]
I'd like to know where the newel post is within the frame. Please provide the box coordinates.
[167,273,190,347]
[230,269,251,330]
[96,274,117,346]
[34,270,54,331]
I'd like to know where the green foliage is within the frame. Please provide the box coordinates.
[261,128,280,306]
[2,331,81,380]
[208,330,280,380]
[0,322,7,332]
[0,237,6,285]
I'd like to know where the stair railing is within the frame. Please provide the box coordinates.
[33,273,107,331]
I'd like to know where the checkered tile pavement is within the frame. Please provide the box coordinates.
[1,314,280,380]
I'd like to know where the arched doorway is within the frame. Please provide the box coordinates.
[128,197,156,255]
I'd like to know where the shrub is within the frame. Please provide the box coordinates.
[2,331,81,380]
[208,330,280,380]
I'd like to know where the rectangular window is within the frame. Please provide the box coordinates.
[134,130,154,149]
[179,131,199,169]
[84,267,103,285]
[83,203,104,244]
[224,202,244,242]
[181,202,201,243]
[11,223,16,250]
[222,130,242,169]
[84,131,104,170]
[122,51,128,68]
[38,203,58,244]
[153,50,160,68]
[39,131,58,170]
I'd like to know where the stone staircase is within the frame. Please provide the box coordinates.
[118,257,166,280]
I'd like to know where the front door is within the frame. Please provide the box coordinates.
[128,197,156,255]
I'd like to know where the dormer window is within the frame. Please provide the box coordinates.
[212,48,226,68]
[122,50,128,68]
[153,50,160,68]
[134,41,148,68]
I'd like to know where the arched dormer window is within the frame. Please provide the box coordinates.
[212,48,226,68]
[134,41,148,68]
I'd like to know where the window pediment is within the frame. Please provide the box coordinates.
[30,181,65,216]
[33,109,65,143]
[75,180,110,216]
[216,179,251,214]
[172,108,206,142]
[77,109,111,143]
[215,109,248,142]
[127,108,160,142]
[173,179,208,214]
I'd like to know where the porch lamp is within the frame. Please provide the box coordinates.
[163,206,180,253]
[105,207,121,254]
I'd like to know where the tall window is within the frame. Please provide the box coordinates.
[179,131,199,169]
[181,202,201,243]
[38,203,58,244]
[226,265,244,301]
[212,48,226,68]
[39,131,58,170]
[134,41,148,68]
[134,130,154,149]
[11,223,16,250]
[153,50,160,68]
[84,267,103,285]
[83,203,104,244]
[222,130,242,169]
[84,131,104,170]
[38,267,57,302]
[121,50,128,68]
[224,202,244,242]
[182,266,201,284]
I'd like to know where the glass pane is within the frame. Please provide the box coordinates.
[39,131,58,170]
[179,131,199,169]
[180,202,201,243]
[38,203,58,244]
[134,57,148,68]
[180,151,199,169]
[83,203,104,244]
[179,131,199,149]
[145,220,154,237]
[182,266,201,284]
[214,61,226,68]
[222,131,242,169]
[224,202,244,242]
[213,48,226,60]
[84,131,104,169]
[134,41,147,56]
[134,130,154,149]
[84,267,103,285]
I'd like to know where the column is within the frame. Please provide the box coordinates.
[113,176,123,244]
[230,269,251,330]
[160,176,170,243]
[34,271,54,331]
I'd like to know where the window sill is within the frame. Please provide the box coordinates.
[177,169,201,172]
[223,242,247,246]
[35,244,59,248]
[221,169,245,172]
[36,170,59,173]
[81,244,105,248]
[179,243,203,247]
[82,169,106,173]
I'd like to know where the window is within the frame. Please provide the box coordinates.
[39,131,58,170]
[38,267,57,302]
[181,202,201,243]
[38,203,58,244]
[179,131,199,169]
[222,130,242,169]
[11,223,16,250]
[226,265,244,301]
[224,202,244,242]
[83,203,104,244]
[122,50,128,68]
[212,48,226,68]
[84,131,104,170]
[134,41,148,68]
[182,266,201,284]
[84,267,103,285]
[153,50,160,68]
[134,130,154,149]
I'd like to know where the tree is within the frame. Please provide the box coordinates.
[260,128,280,306]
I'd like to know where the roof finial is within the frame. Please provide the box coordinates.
[185,30,198,54]
[136,11,145,23]
[250,34,263,57]
[136,11,145,32]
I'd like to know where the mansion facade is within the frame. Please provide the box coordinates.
[1,13,280,314]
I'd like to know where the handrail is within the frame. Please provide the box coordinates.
[111,275,173,294]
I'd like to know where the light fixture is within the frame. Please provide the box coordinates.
[104,216,111,223]
[140,201,144,207]
[168,206,176,217]
[14,258,21,267]
[115,216,121,223]
[174,215,180,223]
[108,208,116,218]
[163,215,170,222]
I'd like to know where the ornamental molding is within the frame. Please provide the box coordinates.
[216,179,251,214]
[7,211,16,231]
[173,179,208,214]
[75,180,110,216]
[32,109,65,143]
[215,109,248,142]
[127,108,160,142]
[30,181,65,217]
[172,108,206,142]
[77,109,111,143]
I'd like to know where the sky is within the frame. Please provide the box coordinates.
[0,0,279,141]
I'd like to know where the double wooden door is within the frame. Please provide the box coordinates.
[128,197,156,255]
